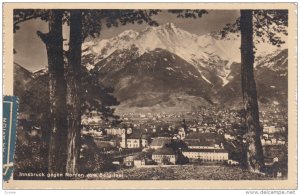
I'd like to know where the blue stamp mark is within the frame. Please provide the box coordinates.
[3,96,18,182]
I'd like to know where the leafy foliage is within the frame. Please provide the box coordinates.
[14,9,161,39]
[13,9,49,32]
[14,133,48,179]
[166,139,189,165]
[253,10,288,46]
[20,68,120,127]
[81,9,161,39]
[20,74,51,125]
[79,135,116,173]
[218,10,288,46]
[168,9,208,18]
[81,67,120,125]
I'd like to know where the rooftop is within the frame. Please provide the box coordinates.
[127,131,142,139]
[153,147,176,155]
[185,132,217,140]
[150,137,172,147]
[182,148,228,153]
[184,139,215,147]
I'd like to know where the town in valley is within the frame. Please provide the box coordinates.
[18,102,287,179]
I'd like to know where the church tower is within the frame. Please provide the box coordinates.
[121,128,127,148]
[178,127,186,140]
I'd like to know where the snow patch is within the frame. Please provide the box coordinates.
[166,67,175,71]
[218,75,230,87]
[201,75,212,85]
[221,60,233,86]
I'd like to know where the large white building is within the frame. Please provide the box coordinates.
[182,148,228,162]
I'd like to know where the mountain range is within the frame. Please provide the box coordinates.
[15,23,288,113]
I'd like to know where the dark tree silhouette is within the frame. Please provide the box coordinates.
[240,10,265,172]
[14,9,69,174]
[219,10,288,46]
[65,10,83,174]
[219,9,288,172]
[14,9,162,174]
[36,10,68,174]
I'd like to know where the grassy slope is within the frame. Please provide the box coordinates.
[88,165,278,180]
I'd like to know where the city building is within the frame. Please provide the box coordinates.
[106,128,124,136]
[121,129,148,149]
[184,132,223,149]
[152,147,177,165]
[127,132,142,148]
[150,137,172,149]
[182,148,229,162]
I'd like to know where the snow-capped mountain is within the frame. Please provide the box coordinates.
[80,23,288,112]
[217,49,288,107]
[15,22,287,114]
[82,22,286,86]
[103,48,216,113]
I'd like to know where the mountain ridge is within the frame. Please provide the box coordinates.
[14,23,288,113]
[82,22,286,87]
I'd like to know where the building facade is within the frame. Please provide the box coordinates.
[182,148,228,162]
[121,129,148,149]
[152,147,177,165]
[106,128,124,136]
[127,138,141,148]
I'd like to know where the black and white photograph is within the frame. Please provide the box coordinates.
[3,3,297,189]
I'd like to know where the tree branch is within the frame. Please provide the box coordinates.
[36,31,50,45]
[14,12,48,28]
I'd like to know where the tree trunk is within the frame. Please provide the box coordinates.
[66,10,83,174]
[37,10,68,174]
[240,10,265,173]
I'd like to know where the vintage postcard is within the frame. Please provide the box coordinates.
[2,2,297,189]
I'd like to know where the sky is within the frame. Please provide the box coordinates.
[14,10,239,72]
